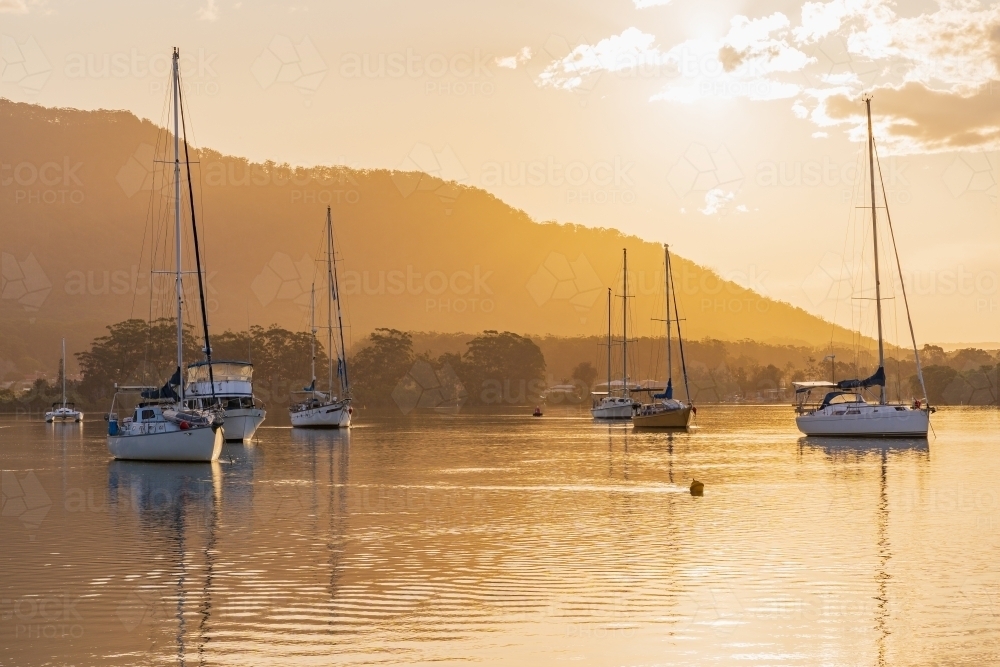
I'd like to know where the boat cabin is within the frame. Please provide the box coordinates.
[185,361,259,410]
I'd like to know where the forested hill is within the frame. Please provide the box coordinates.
[0,98,853,376]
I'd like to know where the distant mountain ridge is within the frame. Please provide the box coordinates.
[0,98,855,375]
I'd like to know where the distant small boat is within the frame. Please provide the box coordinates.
[633,244,693,429]
[532,406,543,417]
[45,338,83,424]
[289,206,352,429]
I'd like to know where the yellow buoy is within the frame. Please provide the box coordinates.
[690,480,704,496]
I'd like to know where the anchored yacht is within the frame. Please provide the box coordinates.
[794,97,932,438]
[185,361,265,441]
[45,338,83,423]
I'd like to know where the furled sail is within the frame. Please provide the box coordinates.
[836,366,886,390]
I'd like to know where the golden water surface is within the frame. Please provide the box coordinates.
[1,406,998,665]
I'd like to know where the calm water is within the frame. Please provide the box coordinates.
[1,406,998,666]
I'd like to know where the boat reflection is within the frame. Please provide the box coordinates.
[799,436,929,456]
[107,460,221,663]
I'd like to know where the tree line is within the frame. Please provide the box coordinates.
[1,320,997,413]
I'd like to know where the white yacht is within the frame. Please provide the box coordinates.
[794,96,932,438]
[108,398,223,462]
[289,206,353,429]
[45,338,83,423]
[591,250,638,420]
[106,48,224,461]
[185,361,265,441]
[633,244,694,429]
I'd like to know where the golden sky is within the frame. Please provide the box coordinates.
[1,0,998,343]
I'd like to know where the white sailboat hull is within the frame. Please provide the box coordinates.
[222,408,266,441]
[289,402,351,428]
[108,426,224,461]
[45,409,83,423]
[796,406,929,437]
[591,398,635,420]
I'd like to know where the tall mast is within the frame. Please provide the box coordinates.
[664,245,673,393]
[622,248,628,398]
[866,96,886,404]
[606,287,612,396]
[328,206,350,396]
[172,48,184,403]
[310,282,317,392]
[326,209,335,397]
[668,247,691,402]
[61,337,66,407]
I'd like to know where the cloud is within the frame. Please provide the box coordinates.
[196,0,219,21]
[634,0,672,7]
[700,188,736,215]
[0,0,28,13]
[535,27,666,90]
[824,81,1000,153]
[495,47,531,70]
[719,12,813,74]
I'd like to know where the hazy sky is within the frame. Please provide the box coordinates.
[2,0,999,343]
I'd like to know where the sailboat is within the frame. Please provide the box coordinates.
[289,206,353,428]
[184,360,266,441]
[591,249,638,420]
[633,244,694,428]
[794,96,932,437]
[106,48,224,461]
[45,338,83,423]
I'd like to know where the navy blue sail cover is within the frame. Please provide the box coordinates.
[836,366,885,390]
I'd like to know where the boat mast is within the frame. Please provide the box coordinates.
[310,282,317,393]
[668,248,691,402]
[326,209,335,398]
[172,48,184,403]
[328,206,350,397]
[606,287,612,398]
[664,245,673,395]
[866,96,886,405]
[61,337,66,408]
[622,249,629,399]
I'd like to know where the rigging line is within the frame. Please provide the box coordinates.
[178,57,217,404]
[138,88,173,388]
[874,137,928,404]
[667,251,691,402]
